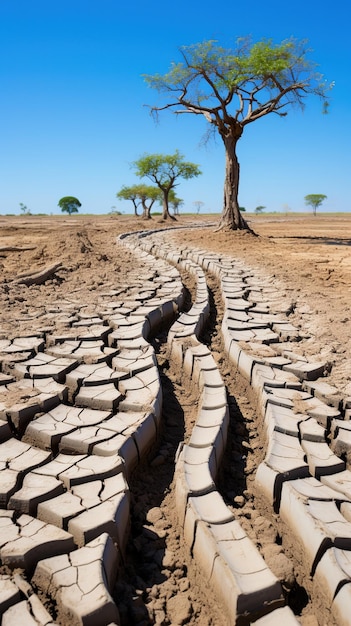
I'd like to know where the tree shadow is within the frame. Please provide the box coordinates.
[270,235,351,246]
[217,390,250,503]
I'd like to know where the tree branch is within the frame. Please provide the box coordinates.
[15,262,63,286]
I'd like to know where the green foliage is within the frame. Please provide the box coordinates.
[116,185,141,214]
[241,39,301,79]
[304,194,327,215]
[58,196,81,215]
[117,184,162,217]
[255,205,266,214]
[116,184,161,202]
[144,37,332,124]
[132,151,201,219]
[133,151,201,189]
[239,207,246,212]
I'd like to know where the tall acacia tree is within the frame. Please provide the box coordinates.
[132,151,201,220]
[144,37,331,230]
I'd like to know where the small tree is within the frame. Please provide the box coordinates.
[116,184,162,218]
[139,186,163,219]
[168,190,184,216]
[116,185,140,216]
[144,37,331,231]
[19,202,30,215]
[304,194,327,216]
[58,196,81,215]
[255,205,266,214]
[132,151,201,220]
[193,200,204,215]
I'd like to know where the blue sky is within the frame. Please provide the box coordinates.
[0,0,349,215]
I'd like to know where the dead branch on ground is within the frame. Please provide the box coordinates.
[15,262,63,286]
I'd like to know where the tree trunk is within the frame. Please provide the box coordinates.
[133,200,140,217]
[218,132,249,230]
[141,200,148,219]
[141,200,154,219]
[162,190,176,220]
[16,262,62,286]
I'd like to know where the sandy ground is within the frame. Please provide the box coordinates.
[174,214,351,396]
[1,214,350,393]
[0,213,350,625]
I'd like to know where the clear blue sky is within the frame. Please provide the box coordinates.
[1,0,349,215]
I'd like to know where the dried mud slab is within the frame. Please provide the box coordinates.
[0,214,350,625]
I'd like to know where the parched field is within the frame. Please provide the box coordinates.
[0,213,350,625]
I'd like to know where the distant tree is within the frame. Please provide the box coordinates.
[193,200,204,215]
[168,190,184,216]
[19,202,30,215]
[282,203,292,216]
[144,37,332,231]
[139,185,163,219]
[255,205,266,214]
[239,207,246,212]
[132,151,201,220]
[109,206,122,216]
[116,185,141,216]
[58,196,81,215]
[304,194,327,216]
[117,184,162,218]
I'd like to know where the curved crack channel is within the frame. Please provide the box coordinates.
[113,287,228,625]
[114,253,323,624]
[200,270,325,621]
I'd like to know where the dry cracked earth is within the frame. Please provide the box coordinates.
[0,213,350,626]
